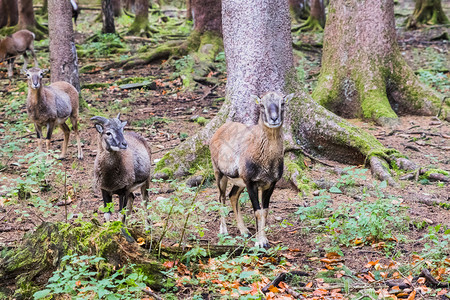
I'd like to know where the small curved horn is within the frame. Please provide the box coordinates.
[116,113,121,120]
[90,116,109,124]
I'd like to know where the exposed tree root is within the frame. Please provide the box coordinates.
[296,16,324,32]
[102,40,185,70]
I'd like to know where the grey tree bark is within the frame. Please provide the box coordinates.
[48,0,80,92]
[102,0,116,34]
[154,0,411,187]
[312,0,449,126]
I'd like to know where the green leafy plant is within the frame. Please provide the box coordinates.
[33,254,148,299]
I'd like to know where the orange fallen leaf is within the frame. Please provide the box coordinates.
[417,277,426,284]
[437,289,448,296]
[407,290,416,300]
[268,285,280,293]
[313,288,328,296]
[306,282,313,288]
[365,259,380,268]
[137,237,145,245]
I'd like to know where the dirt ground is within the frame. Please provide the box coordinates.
[0,0,449,298]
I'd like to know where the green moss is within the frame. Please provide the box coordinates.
[159,167,174,177]
[82,82,109,89]
[284,155,314,195]
[422,169,449,179]
[195,117,208,126]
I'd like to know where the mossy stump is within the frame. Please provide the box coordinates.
[0,221,165,298]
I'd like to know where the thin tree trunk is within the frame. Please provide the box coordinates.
[112,0,122,17]
[312,0,449,126]
[102,0,116,34]
[48,0,80,92]
[186,0,192,21]
[0,0,6,28]
[406,0,449,29]
[3,0,18,27]
[154,0,406,187]
[128,0,148,35]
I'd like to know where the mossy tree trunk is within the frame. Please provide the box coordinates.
[102,0,116,34]
[154,0,410,187]
[48,0,80,92]
[186,0,193,21]
[17,0,47,39]
[127,0,149,36]
[312,0,449,127]
[406,0,449,29]
[298,0,325,31]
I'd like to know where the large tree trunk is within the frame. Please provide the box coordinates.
[17,0,36,28]
[154,0,408,187]
[48,0,80,92]
[127,0,149,36]
[102,0,116,34]
[406,0,449,29]
[312,0,449,127]
[298,0,325,31]
[191,0,222,35]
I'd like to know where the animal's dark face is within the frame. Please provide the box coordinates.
[92,116,128,152]
[259,92,286,129]
[25,68,46,89]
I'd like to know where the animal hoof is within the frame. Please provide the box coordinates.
[255,237,270,248]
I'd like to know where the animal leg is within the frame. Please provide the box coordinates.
[45,121,56,154]
[22,52,29,72]
[216,171,229,235]
[123,193,135,224]
[254,208,269,248]
[29,43,39,67]
[7,58,14,78]
[141,179,150,209]
[247,183,269,248]
[102,189,113,222]
[35,124,44,152]
[59,123,71,159]
[70,115,83,160]
[229,185,249,237]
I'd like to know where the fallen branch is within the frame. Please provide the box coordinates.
[261,271,309,293]
[420,269,450,288]
[141,287,163,300]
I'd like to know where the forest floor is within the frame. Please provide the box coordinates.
[0,1,449,299]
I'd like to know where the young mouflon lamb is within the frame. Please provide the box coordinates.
[91,114,151,223]
[209,92,294,248]
[0,30,38,78]
[26,67,83,159]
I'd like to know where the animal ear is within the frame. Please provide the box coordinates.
[95,124,104,133]
[121,121,127,128]
[284,93,295,103]
[41,69,48,75]
[116,113,121,120]
[21,69,27,75]
[250,94,260,104]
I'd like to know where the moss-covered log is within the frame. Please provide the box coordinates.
[405,0,450,29]
[0,221,165,298]
[312,0,449,127]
